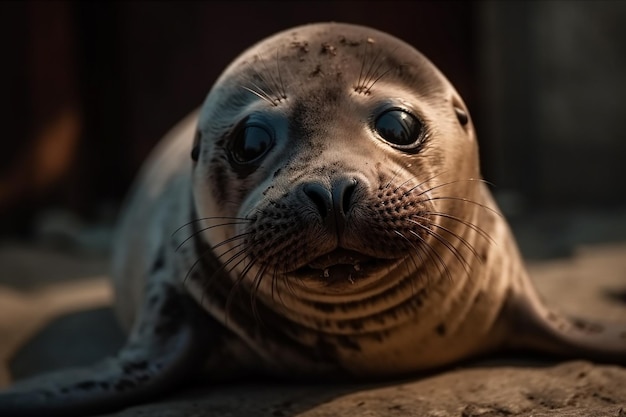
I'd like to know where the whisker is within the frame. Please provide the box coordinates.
[212,233,252,253]
[409,221,471,277]
[270,264,280,304]
[194,243,250,319]
[362,47,384,91]
[364,45,399,94]
[365,66,392,94]
[402,254,416,297]
[383,169,403,190]
[176,225,250,252]
[236,258,264,310]
[171,216,250,236]
[223,253,254,324]
[395,171,448,194]
[392,230,429,293]
[392,230,424,269]
[281,268,299,297]
[259,54,282,103]
[356,43,367,92]
[184,240,247,284]
[274,258,295,305]
[275,48,287,99]
[411,215,482,264]
[399,229,451,282]
[425,196,502,218]
[407,229,452,282]
[424,211,495,244]
[241,84,275,106]
[276,269,290,308]
[250,263,269,327]
[405,176,484,197]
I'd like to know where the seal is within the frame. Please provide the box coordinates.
[1,22,625,417]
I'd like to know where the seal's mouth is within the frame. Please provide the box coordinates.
[292,248,393,284]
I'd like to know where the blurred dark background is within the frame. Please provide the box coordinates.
[1,0,625,258]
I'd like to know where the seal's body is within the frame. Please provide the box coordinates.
[1,22,624,417]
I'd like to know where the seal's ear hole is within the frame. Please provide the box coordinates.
[191,144,200,161]
[191,131,201,161]
[454,106,469,127]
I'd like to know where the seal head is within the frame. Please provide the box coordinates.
[187,23,492,375]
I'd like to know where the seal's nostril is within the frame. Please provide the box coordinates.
[340,178,357,217]
[303,183,332,219]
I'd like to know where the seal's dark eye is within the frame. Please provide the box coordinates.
[232,124,273,164]
[374,109,423,148]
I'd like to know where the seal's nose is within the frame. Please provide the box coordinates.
[303,177,357,236]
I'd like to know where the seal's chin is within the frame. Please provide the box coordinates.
[291,248,397,285]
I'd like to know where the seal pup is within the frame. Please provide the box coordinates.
[1,22,624,417]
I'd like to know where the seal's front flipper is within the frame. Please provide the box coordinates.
[0,284,215,417]
[504,281,626,365]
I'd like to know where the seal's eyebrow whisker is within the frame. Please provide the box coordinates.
[363,46,401,94]
[244,54,286,106]
[259,49,286,101]
[241,85,277,106]
[355,41,385,94]
[362,48,384,89]
[364,67,393,95]
[274,47,287,100]
[356,41,367,92]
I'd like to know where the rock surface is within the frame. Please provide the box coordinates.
[103,361,626,417]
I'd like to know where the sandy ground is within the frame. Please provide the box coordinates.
[0,240,625,416]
